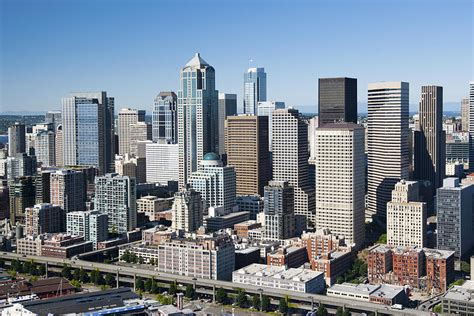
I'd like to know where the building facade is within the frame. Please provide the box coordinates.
[25,203,64,236]
[35,130,56,167]
[257,101,285,151]
[318,77,357,125]
[7,122,26,157]
[218,93,237,156]
[272,108,315,224]
[243,68,266,115]
[178,53,218,187]
[95,173,137,234]
[66,210,108,249]
[226,115,270,196]
[118,108,146,156]
[314,122,365,247]
[50,169,86,212]
[367,82,409,220]
[264,181,295,241]
[152,92,178,143]
[145,142,179,185]
[171,188,203,233]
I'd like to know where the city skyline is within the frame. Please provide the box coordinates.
[1,0,472,114]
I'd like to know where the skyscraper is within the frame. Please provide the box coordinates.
[226,115,270,196]
[171,188,203,233]
[178,53,218,187]
[35,130,56,167]
[6,153,36,181]
[188,153,237,215]
[66,210,108,249]
[414,86,445,189]
[50,169,86,212]
[25,203,64,236]
[145,142,179,185]
[55,125,63,167]
[118,108,146,155]
[9,176,35,224]
[318,77,357,125]
[218,93,237,156]
[437,178,474,260]
[272,108,316,224]
[45,110,62,131]
[257,101,285,151]
[263,181,295,241]
[387,180,426,248]
[461,97,469,132]
[95,173,137,234]
[367,82,409,220]
[8,122,26,156]
[244,68,266,115]
[469,82,474,171]
[129,122,152,156]
[314,122,365,247]
[153,92,178,143]
[62,91,115,174]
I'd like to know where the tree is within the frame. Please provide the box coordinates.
[61,264,72,280]
[120,250,131,262]
[377,233,387,244]
[70,279,82,289]
[342,310,350,316]
[359,262,368,277]
[30,264,39,276]
[461,261,470,274]
[169,281,177,295]
[433,304,442,313]
[149,258,155,266]
[252,295,261,310]
[279,297,288,314]
[79,268,89,283]
[105,273,116,288]
[38,264,46,276]
[235,289,247,308]
[317,304,328,316]
[261,295,270,312]
[23,260,32,274]
[73,268,81,281]
[90,269,102,285]
[216,288,227,304]
[135,277,145,291]
[11,259,22,272]
[336,307,344,316]
[151,281,160,294]
[0,259,5,268]
[138,256,144,264]
[144,278,153,292]
[185,284,195,299]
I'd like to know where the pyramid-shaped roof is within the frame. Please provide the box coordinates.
[184,53,209,68]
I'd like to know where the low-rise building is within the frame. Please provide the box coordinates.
[204,211,250,232]
[327,283,408,306]
[310,250,355,286]
[17,235,43,256]
[235,246,261,269]
[41,234,93,258]
[119,233,235,280]
[267,245,308,268]
[234,220,262,239]
[136,195,172,221]
[236,195,264,220]
[142,226,176,245]
[232,263,325,294]
[424,248,455,293]
[441,281,474,315]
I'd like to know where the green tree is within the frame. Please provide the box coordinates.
[235,289,247,308]
[359,262,368,277]
[216,288,227,304]
[135,277,145,291]
[151,281,160,294]
[279,297,288,314]
[149,258,155,266]
[120,250,131,262]
[433,304,442,313]
[156,294,174,305]
[30,264,39,276]
[336,307,344,316]
[342,310,350,316]
[90,269,101,284]
[38,264,46,276]
[61,264,72,280]
[144,278,153,292]
[138,256,144,264]
[461,261,470,274]
[0,258,5,268]
[70,279,82,289]
[73,268,81,281]
[185,284,195,299]
[11,259,22,272]
[317,304,328,316]
[377,233,387,244]
[79,268,89,283]
[23,260,32,274]
[169,281,177,295]
[105,273,116,288]
[252,295,261,310]
[261,295,270,312]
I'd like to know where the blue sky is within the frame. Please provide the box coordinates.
[1,0,472,114]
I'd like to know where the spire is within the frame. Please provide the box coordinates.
[184,53,209,68]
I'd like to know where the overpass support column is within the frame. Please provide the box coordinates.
[45,262,48,278]
[133,273,136,291]
[212,285,216,303]
[116,270,119,288]
[311,296,314,310]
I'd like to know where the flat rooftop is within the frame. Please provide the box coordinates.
[234,263,323,282]
[443,281,474,302]
[329,283,405,299]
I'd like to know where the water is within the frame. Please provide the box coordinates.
[0,135,7,144]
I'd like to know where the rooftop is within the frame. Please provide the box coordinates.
[329,283,405,299]
[184,53,209,68]
[443,281,474,302]
[234,263,323,282]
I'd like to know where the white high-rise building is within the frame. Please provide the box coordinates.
[257,101,285,151]
[145,142,179,185]
[67,210,108,249]
[118,108,146,156]
[188,153,237,215]
[35,130,56,167]
[367,82,409,220]
[272,108,315,224]
[469,82,474,171]
[244,68,267,115]
[95,173,136,234]
[171,188,203,233]
[314,123,365,247]
[178,53,218,188]
[387,180,426,248]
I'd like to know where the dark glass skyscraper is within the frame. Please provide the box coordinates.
[414,86,445,189]
[318,77,357,125]
[153,92,178,143]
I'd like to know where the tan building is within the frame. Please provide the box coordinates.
[137,195,172,221]
[226,115,270,196]
[117,108,145,156]
[17,235,43,256]
[461,97,469,132]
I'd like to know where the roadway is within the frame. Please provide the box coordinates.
[2,252,430,316]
